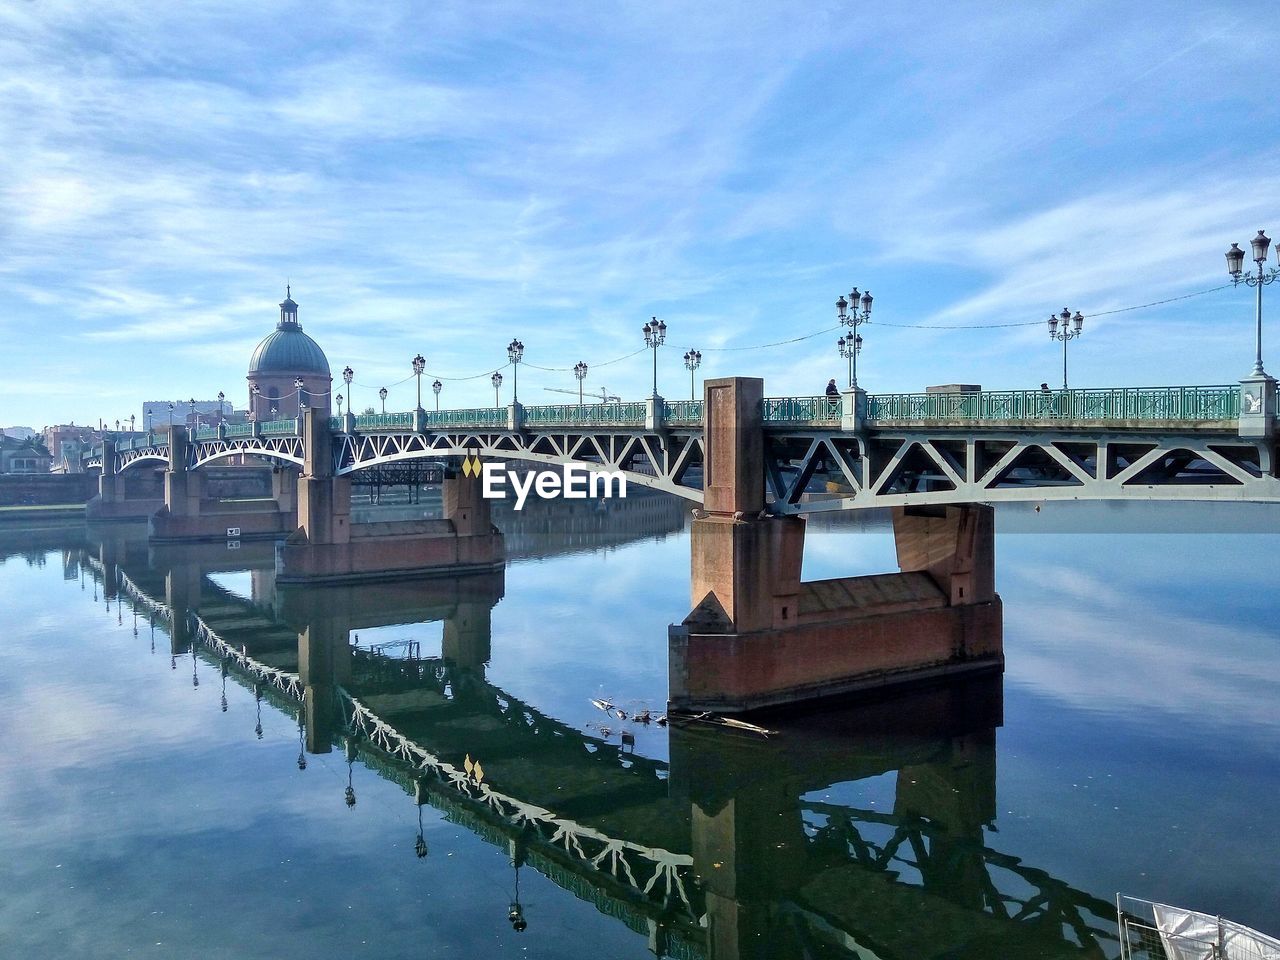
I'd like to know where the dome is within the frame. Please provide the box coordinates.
[248,327,331,376]
[247,288,331,377]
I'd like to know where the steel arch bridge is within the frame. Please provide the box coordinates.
[88,382,1280,513]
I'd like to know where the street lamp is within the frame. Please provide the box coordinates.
[491,371,503,408]
[642,317,667,397]
[250,383,260,420]
[129,414,135,434]
[837,333,862,389]
[1047,307,1084,389]
[836,288,872,390]
[507,339,524,402]
[188,398,196,429]
[412,354,426,410]
[217,391,225,422]
[1226,230,1280,377]
[336,393,344,417]
[294,377,305,414]
[146,408,153,433]
[167,401,174,427]
[683,350,701,401]
[573,361,588,404]
[379,386,388,414]
[432,379,442,411]
[343,366,354,413]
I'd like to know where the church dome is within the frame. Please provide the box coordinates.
[247,288,331,377]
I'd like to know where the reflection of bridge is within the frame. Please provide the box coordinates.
[78,543,1123,960]
[79,374,1280,711]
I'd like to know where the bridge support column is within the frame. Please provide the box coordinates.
[1238,374,1276,438]
[277,411,503,583]
[97,438,122,504]
[271,465,298,515]
[670,378,1002,714]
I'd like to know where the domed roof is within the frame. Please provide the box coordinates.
[247,289,331,377]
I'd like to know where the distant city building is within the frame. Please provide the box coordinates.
[246,288,332,419]
[43,424,98,472]
[0,435,53,474]
[1,426,38,441]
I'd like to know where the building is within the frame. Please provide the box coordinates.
[0,435,53,474]
[246,288,332,419]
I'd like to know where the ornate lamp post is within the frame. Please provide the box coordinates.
[379,386,388,414]
[432,379,442,411]
[216,391,225,422]
[412,354,426,410]
[249,383,260,420]
[1047,307,1084,389]
[837,333,862,389]
[491,371,503,407]
[1226,230,1280,377]
[683,349,701,400]
[342,366,354,413]
[167,401,175,428]
[836,288,872,390]
[336,393,344,417]
[643,317,667,397]
[146,408,153,433]
[129,414,135,434]
[573,361,588,404]
[507,339,524,402]
[294,377,305,414]
[188,398,196,429]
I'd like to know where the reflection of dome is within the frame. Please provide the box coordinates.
[248,288,330,377]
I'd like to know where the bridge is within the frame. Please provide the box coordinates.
[88,381,1277,509]
[79,373,1280,714]
[74,539,1124,960]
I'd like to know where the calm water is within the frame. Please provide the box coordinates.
[1,497,1277,959]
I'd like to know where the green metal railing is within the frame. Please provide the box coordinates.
[354,411,415,430]
[663,400,704,425]
[259,418,299,436]
[523,401,647,427]
[761,396,842,424]
[866,385,1240,422]
[194,426,218,441]
[427,407,508,429]
[224,422,254,438]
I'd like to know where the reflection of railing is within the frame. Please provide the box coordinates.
[342,694,700,917]
[803,802,1118,955]
[762,396,842,425]
[868,386,1240,422]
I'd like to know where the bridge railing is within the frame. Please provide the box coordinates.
[194,425,218,440]
[427,407,508,429]
[523,401,647,427]
[663,399,704,425]
[224,422,254,438]
[762,396,842,425]
[258,418,299,436]
[866,385,1240,422]
[354,411,416,431]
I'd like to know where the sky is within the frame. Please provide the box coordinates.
[3,1,1280,428]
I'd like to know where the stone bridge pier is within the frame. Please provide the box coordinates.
[86,437,166,521]
[149,426,297,542]
[669,377,1003,713]
[276,410,503,583]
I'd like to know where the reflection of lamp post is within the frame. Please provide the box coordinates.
[836,288,872,390]
[573,361,588,404]
[412,354,426,410]
[837,333,862,389]
[1226,231,1280,377]
[379,386,387,414]
[642,317,667,397]
[507,339,524,402]
[491,371,503,408]
[683,349,701,400]
[1047,307,1085,390]
[432,379,442,411]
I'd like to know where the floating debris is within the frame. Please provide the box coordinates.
[666,711,773,737]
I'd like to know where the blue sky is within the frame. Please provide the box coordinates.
[3,1,1280,428]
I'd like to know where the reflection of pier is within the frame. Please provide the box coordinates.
[80,546,1119,960]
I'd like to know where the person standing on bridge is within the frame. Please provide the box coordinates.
[825,378,839,399]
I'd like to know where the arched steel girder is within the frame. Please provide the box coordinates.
[334,430,706,504]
